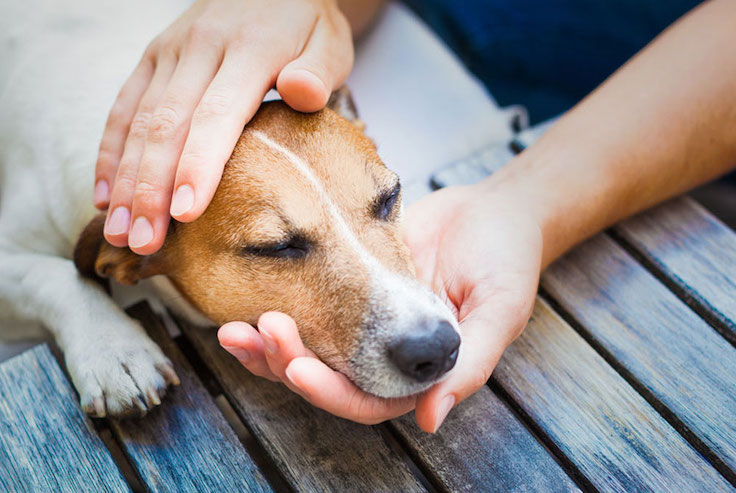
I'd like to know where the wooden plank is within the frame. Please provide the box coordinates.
[542,235,736,482]
[494,298,733,492]
[178,316,425,493]
[615,197,736,344]
[391,386,580,492]
[430,141,516,189]
[111,303,272,493]
[0,345,130,493]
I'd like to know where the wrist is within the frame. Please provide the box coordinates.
[474,145,601,269]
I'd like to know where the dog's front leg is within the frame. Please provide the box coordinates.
[0,251,178,417]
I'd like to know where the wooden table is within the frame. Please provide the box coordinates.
[2,126,735,492]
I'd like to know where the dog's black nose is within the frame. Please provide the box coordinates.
[388,320,460,382]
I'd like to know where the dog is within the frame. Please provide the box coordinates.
[0,1,460,418]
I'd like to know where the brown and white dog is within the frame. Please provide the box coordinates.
[77,94,461,411]
[0,1,460,417]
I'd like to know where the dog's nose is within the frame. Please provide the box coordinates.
[388,320,460,382]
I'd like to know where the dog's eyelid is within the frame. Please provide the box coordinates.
[240,234,311,259]
[372,181,402,220]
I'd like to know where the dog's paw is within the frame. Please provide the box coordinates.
[66,334,180,418]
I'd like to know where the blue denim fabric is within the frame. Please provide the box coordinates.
[403,0,701,124]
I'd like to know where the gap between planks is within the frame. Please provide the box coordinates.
[485,379,597,493]
[45,340,148,493]
[608,227,736,350]
[538,287,736,488]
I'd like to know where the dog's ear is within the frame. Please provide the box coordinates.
[327,86,363,129]
[74,213,168,285]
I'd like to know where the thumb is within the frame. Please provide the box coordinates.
[277,18,353,112]
[414,306,521,433]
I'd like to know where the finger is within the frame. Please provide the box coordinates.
[94,58,154,209]
[169,49,275,223]
[127,46,222,254]
[218,321,279,382]
[414,306,519,433]
[104,56,177,247]
[285,357,416,424]
[277,17,353,112]
[257,312,311,382]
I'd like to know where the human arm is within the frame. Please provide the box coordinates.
[501,0,736,268]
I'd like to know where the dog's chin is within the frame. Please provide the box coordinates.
[341,360,445,399]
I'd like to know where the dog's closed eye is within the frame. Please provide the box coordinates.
[373,182,401,221]
[242,235,311,259]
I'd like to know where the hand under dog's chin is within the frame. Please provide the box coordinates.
[340,360,445,399]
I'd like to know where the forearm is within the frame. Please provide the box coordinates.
[338,0,386,37]
[484,0,736,268]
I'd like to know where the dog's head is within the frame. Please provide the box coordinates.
[76,90,460,398]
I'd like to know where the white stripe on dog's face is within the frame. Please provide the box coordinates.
[252,130,459,397]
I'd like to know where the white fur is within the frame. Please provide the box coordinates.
[252,131,459,397]
[0,0,191,416]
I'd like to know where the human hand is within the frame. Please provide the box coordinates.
[218,312,417,425]
[401,183,542,431]
[95,0,353,254]
[219,181,543,432]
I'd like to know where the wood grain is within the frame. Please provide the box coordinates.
[615,197,736,344]
[0,345,130,493]
[542,235,736,481]
[178,316,425,493]
[391,386,579,492]
[494,298,733,492]
[110,303,272,493]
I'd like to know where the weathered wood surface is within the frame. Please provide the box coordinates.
[542,235,736,482]
[430,141,516,189]
[0,345,130,493]
[391,386,579,492]
[110,303,272,493]
[178,316,425,493]
[494,298,733,492]
[615,197,736,344]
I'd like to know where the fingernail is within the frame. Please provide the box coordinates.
[284,366,296,385]
[433,395,455,433]
[93,180,109,205]
[105,206,130,235]
[170,184,194,217]
[259,327,278,355]
[222,345,251,363]
[285,365,310,398]
[128,216,154,248]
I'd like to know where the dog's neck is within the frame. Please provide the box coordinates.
[149,275,215,328]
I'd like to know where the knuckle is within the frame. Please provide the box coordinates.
[111,174,138,201]
[144,37,163,58]
[147,106,181,142]
[186,21,221,47]
[196,91,231,120]
[133,179,166,208]
[129,112,153,139]
[230,27,262,48]
[178,149,207,169]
